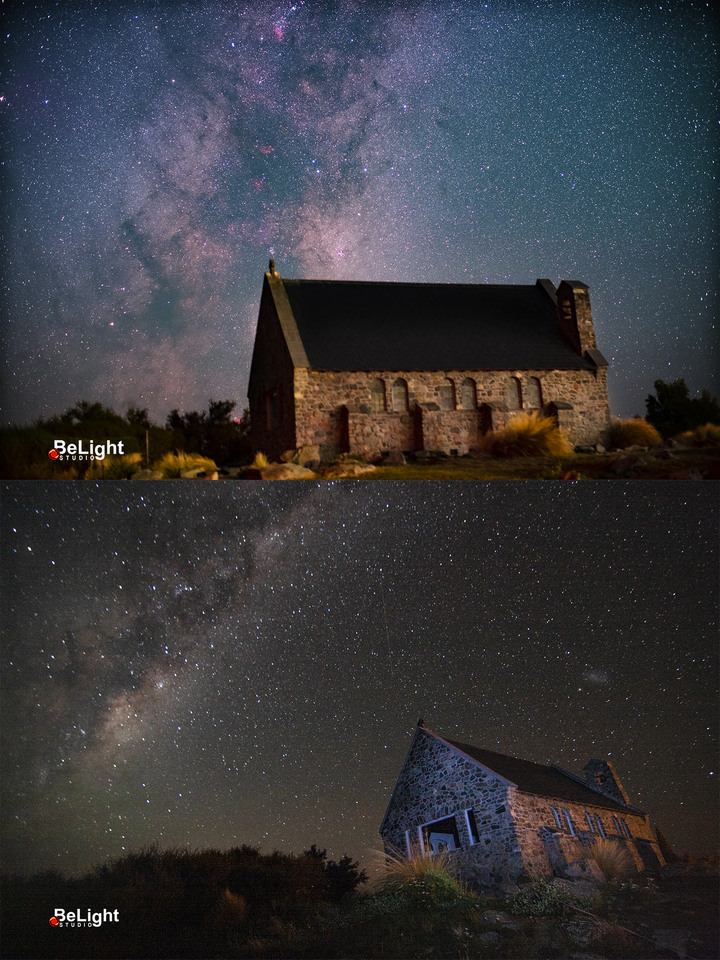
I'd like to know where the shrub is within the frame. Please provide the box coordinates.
[676,422,720,447]
[152,452,217,478]
[588,838,634,881]
[481,413,574,457]
[605,418,662,449]
[510,876,591,916]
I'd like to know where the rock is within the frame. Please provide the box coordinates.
[323,462,377,478]
[478,909,521,931]
[564,859,606,883]
[595,443,606,453]
[258,463,317,480]
[131,469,164,480]
[180,467,207,478]
[653,928,691,958]
[382,449,406,464]
[611,455,643,474]
[476,931,502,948]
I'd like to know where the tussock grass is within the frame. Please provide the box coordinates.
[251,451,269,469]
[481,413,574,457]
[152,452,217,477]
[605,418,662,449]
[677,422,720,446]
[588,838,634,881]
[85,452,143,479]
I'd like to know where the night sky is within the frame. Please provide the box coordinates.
[1,1,717,426]
[1,481,717,877]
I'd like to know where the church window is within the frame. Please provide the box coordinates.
[370,379,386,413]
[392,378,409,412]
[594,815,607,838]
[525,377,542,409]
[585,812,596,833]
[465,808,480,845]
[439,378,455,410]
[419,814,461,855]
[505,377,522,410]
[551,807,563,830]
[562,808,576,837]
[459,378,477,410]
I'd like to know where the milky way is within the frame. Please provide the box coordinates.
[1,481,717,876]
[1,1,717,425]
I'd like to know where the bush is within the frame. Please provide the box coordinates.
[85,452,143,479]
[481,413,574,457]
[605,418,662,449]
[510,876,591,917]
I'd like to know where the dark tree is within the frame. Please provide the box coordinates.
[304,845,367,901]
[645,378,720,437]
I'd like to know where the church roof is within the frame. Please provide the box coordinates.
[434,731,641,814]
[280,278,595,372]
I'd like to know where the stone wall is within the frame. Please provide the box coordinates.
[248,290,298,460]
[380,730,525,886]
[381,729,665,886]
[292,366,610,457]
[509,791,665,877]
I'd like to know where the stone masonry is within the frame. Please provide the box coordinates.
[248,268,612,460]
[380,724,665,887]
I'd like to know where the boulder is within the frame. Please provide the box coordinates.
[563,859,606,883]
[258,463,317,480]
[323,462,377,478]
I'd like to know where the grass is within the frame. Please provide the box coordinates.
[151,452,218,478]
[677,422,720,446]
[605,418,662,449]
[588,838,634,881]
[85,452,144,479]
[480,413,575,457]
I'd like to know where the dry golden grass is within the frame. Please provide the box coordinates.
[85,452,143,479]
[370,845,462,889]
[587,837,634,881]
[480,413,574,457]
[251,451,269,469]
[152,452,217,478]
[605,418,662,449]
[677,422,720,446]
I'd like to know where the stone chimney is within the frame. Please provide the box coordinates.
[556,280,597,356]
[582,759,630,806]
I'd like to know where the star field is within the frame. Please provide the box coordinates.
[1,481,717,877]
[1,1,717,425]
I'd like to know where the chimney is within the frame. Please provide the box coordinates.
[582,759,630,806]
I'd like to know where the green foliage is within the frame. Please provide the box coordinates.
[166,400,251,465]
[605,418,662,449]
[509,876,592,917]
[304,844,368,901]
[645,378,720,437]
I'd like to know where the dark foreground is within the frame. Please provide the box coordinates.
[2,857,717,960]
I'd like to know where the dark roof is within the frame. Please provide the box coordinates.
[281,278,594,372]
[443,737,636,814]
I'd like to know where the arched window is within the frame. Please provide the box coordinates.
[525,377,542,409]
[438,378,455,411]
[370,379,386,413]
[459,378,477,410]
[504,377,522,411]
[391,378,409,411]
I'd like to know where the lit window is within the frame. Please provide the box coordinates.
[419,814,461,855]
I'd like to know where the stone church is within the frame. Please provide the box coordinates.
[380,722,665,887]
[248,262,610,460]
